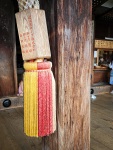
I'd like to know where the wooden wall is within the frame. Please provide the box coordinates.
[0,0,17,97]
[40,0,91,149]
[93,70,110,84]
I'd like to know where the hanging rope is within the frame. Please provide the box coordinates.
[17,0,40,11]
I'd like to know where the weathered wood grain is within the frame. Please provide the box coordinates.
[41,0,92,149]
[0,0,17,97]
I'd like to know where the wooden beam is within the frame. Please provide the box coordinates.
[40,0,91,149]
[91,21,95,86]
[96,7,113,20]
[92,0,108,12]
[0,96,23,110]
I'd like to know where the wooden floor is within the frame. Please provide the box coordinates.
[0,108,42,150]
[0,94,113,150]
[91,93,113,150]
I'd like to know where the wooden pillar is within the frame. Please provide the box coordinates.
[91,20,95,86]
[40,0,92,149]
[0,0,17,97]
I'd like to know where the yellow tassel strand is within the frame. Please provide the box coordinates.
[24,62,38,137]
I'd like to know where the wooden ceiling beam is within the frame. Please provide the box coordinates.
[96,7,113,21]
[99,7,113,17]
[93,0,108,12]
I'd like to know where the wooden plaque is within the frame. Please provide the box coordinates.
[15,9,51,60]
[95,40,113,49]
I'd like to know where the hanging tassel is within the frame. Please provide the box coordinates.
[15,1,56,137]
[24,61,56,137]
